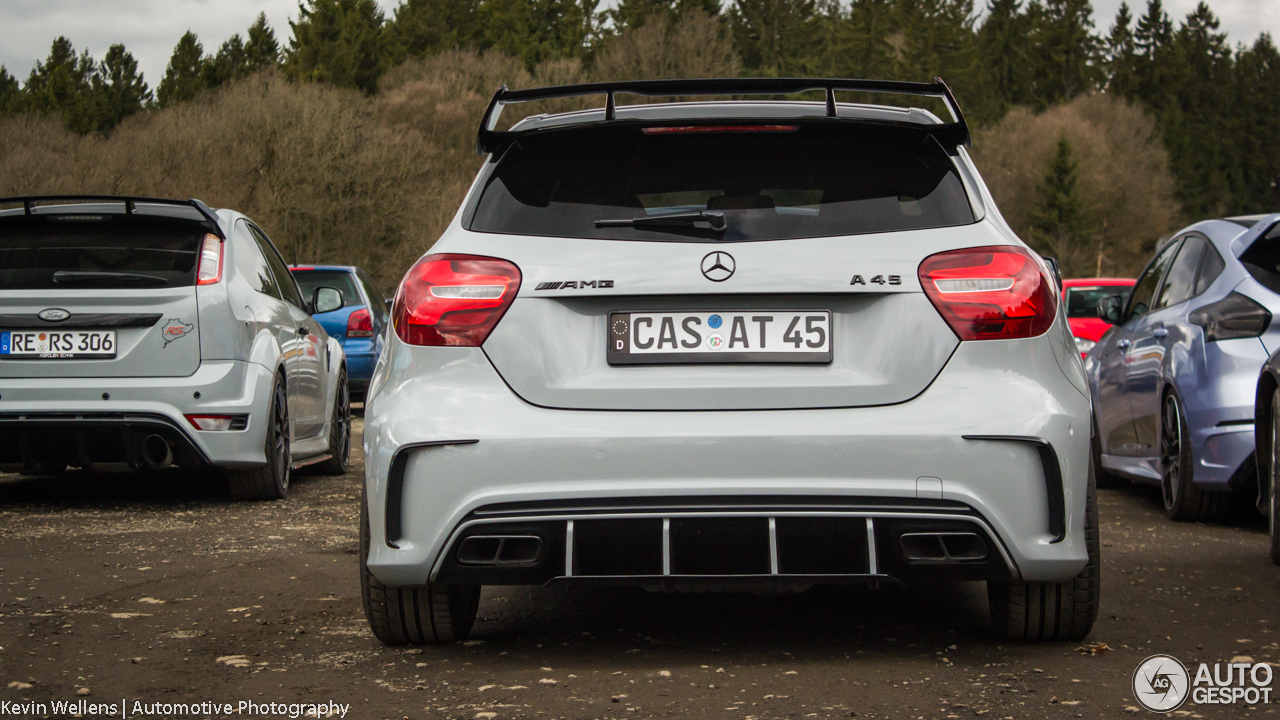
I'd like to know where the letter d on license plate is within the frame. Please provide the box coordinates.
[608,311,832,365]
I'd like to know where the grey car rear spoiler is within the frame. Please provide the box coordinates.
[476,76,971,155]
[0,195,225,238]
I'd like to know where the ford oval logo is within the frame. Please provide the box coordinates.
[38,308,71,322]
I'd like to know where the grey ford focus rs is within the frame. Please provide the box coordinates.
[0,196,352,499]
[359,78,1098,644]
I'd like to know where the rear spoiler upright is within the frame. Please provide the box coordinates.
[0,195,225,238]
[1230,213,1280,258]
[476,77,971,156]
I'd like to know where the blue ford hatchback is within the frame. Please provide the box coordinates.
[290,265,388,401]
[1088,214,1280,521]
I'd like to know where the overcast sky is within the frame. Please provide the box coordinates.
[1,0,1277,91]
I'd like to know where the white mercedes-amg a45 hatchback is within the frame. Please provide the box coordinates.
[360,78,1098,644]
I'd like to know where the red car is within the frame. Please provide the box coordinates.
[1062,278,1136,357]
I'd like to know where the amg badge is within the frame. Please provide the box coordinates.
[535,280,615,290]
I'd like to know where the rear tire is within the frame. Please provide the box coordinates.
[988,456,1100,641]
[359,485,479,645]
[1269,389,1280,566]
[314,367,351,477]
[1160,391,1231,522]
[228,374,290,501]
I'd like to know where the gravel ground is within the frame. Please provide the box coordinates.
[0,416,1277,719]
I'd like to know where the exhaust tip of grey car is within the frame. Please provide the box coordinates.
[140,434,173,470]
[456,535,544,566]
[898,532,988,563]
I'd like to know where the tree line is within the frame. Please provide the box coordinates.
[0,0,1276,277]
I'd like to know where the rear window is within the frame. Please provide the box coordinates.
[469,123,975,242]
[0,220,204,289]
[291,270,362,309]
[1065,285,1132,318]
[1240,223,1280,294]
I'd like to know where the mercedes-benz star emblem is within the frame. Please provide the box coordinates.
[701,252,735,282]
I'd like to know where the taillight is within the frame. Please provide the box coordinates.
[393,254,521,346]
[346,307,374,338]
[1189,292,1271,341]
[918,245,1057,341]
[185,414,248,431]
[196,233,223,285]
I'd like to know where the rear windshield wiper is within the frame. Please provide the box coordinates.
[52,270,168,286]
[596,211,726,233]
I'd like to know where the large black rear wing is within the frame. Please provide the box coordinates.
[476,77,970,155]
[0,195,225,238]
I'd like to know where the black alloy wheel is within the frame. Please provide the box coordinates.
[228,374,291,500]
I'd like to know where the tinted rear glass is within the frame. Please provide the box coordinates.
[291,270,362,309]
[469,123,975,242]
[1065,286,1132,318]
[0,220,204,289]
[1240,225,1280,294]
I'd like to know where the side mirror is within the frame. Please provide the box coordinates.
[1098,295,1124,325]
[312,287,343,314]
[1041,255,1064,290]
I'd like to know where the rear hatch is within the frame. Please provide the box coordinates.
[457,121,982,410]
[0,204,210,378]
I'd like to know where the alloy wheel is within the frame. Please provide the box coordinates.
[336,374,351,465]
[271,381,291,491]
[1161,394,1182,511]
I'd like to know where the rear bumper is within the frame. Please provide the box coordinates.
[0,360,275,470]
[363,321,1093,587]
[1183,338,1266,491]
[343,345,377,397]
[431,497,1017,588]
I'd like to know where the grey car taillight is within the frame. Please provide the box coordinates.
[1189,291,1272,341]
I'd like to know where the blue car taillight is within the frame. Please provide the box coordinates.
[1189,292,1271,342]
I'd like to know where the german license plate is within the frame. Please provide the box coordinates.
[0,330,117,359]
[608,311,831,365]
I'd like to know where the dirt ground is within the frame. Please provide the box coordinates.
[1,416,1277,719]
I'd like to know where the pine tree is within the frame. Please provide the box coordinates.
[1029,0,1099,106]
[837,0,896,79]
[1232,33,1280,213]
[475,0,598,68]
[158,31,208,107]
[0,66,23,117]
[728,0,823,74]
[204,34,249,88]
[246,13,282,70]
[284,0,390,94]
[1030,134,1089,272]
[386,0,483,60]
[1132,0,1173,107]
[94,44,151,130]
[1164,1,1233,217]
[973,0,1033,117]
[24,37,97,133]
[893,0,978,84]
[1105,2,1138,96]
[606,0,721,31]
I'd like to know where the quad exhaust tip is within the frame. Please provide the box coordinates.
[898,532,989,563]
[456,535,544,566]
